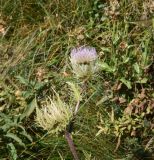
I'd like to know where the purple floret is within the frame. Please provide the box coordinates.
[70,46,97,64]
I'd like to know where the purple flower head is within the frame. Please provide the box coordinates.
[70,46,97,64]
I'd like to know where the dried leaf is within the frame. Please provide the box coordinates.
[124,104,133,115]
[119,97,126,104]
[131,130,136,136]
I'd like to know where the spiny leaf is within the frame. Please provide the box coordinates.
[1,122,17,132]
[66,82,81,102]
[34,82,46,90]
[16,76,29,86]
[20,98,37,120]
[5,133,25,147]
[20,131,33,142]
[7,143,17,160]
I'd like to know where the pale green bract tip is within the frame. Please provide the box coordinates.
[36,96,73,134]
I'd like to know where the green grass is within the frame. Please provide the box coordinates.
[0,0,154,159]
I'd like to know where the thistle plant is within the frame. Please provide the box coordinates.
[36,95,73,134]
[70,46,98,77]
[36,83,81,160]
[35,46,97,159]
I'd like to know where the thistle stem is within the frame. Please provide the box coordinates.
[64,130,79,160]
[64,98,81,159]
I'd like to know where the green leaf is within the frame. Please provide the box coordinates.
[113,33,120,44]
[66,82,81,102]
[101,47,111,52]
[7,143,17,160]
[133,63,140,74]
[34,82,46,90]
[22,91,34,99]
[20,98,37,120]
[5,133,25,147]
[20,131,33,142]
[123,57,130,63]
[136,77,148,84]
[99,62,116,73]
[127,125,131,131]
[1,122,17,132]
[96,94,113,106]
[16,76,29,86]
[120,78,132,89]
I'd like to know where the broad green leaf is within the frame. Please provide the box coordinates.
[5,133,25,147]
[123,57,129,63]
[133,63,140,74]
[140,78,148,83]
[136,78,148,84]
[101,47,111,52]
[34,82,46,90]
[99,62,116,73]
[7,143,17,160]
[127,125,131,131]
[120,78,132,89]
[16,76,29,86]
[20,98,37,120]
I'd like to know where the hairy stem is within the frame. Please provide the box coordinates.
[64,130,79,160]
[64,97,81,159]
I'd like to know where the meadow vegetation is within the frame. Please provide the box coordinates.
[0,0,154,159]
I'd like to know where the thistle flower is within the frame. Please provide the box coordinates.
[70,46,98,77]
[36,96,73,134]
[70,46,97,64]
